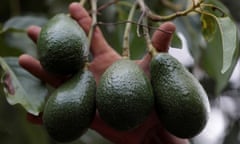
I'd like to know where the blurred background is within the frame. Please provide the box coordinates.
[0,0,240,144]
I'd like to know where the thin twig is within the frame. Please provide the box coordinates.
[137,0,149,19]
[122,2,137,58]
[138,0,203,21]
[98,0,119,11]
[97,21,173,34]
[136,12,145,37]
[136,0,149,37]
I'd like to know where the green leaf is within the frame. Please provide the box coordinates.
[0,16,47,57]
[0,95,51,144]
[0,57,48,116]
[0,28,25,34]
[3,32,38,57]
[201,0,238,74]
[1,16,47,33]
[200,13,239,94]
[201,14,216,41]
[201,13,238,74]
[0,34,23,57]
[217,17,238,73]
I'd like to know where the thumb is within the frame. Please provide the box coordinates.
[152,22,176,52]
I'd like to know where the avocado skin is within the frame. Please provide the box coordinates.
[43,70,96,142]
[150,53,210,138]
[96,59,154,131]
[37,14,89,75]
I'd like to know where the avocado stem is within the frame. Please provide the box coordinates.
[149,45,158,57]
[122,2,137,58]
[141,17,158,57]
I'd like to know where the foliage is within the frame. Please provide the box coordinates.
[0,0,239,144]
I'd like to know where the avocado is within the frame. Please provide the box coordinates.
[150,53,210,138]
[37,14,89,75]
[96,59,154,131]
[43,70,96,142]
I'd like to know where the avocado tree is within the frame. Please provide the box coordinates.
[0,0,239,144]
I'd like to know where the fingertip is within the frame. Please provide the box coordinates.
[18,54,33,66]
[69,2,82,10]
[69,2,80,16]
[27,25,41,32]
[159,22,176,33]
[69,2,114,57]
[69,2,91,24]
[18,54,41,74]
[152,22,176,52]
[68,3,88,31]
[18,54,64,87]
[27,25,41,43]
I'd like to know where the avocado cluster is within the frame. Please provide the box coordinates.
[96,52,210,138]
[38,13,210,143]
[38,14,96,143]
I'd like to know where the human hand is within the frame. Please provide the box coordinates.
[19,2,189,144]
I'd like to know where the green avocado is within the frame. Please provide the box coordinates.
[150,53,210,138]
[37,14,89,75]
[43,70,96,142]
[96,59,154,131]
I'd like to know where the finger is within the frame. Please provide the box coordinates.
[69,2,112,57]
[152,22,176,52]
[27,25,41,43]
[18,54,65,88]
